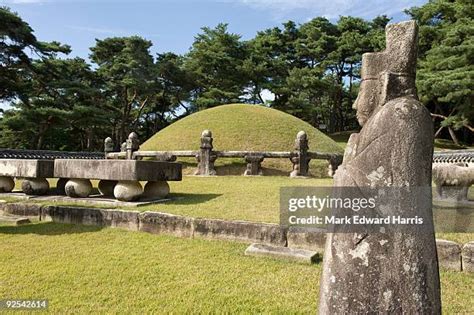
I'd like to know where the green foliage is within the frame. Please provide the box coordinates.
[407,0,473,140]
[0,7,69,101]
[1,0,472,150]
[185,23,247,109]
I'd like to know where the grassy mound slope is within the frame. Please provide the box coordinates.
[141,104,343,176]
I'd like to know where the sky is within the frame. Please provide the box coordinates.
[2,0,429,61]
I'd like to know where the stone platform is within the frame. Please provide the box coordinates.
[54,159,181,181]
[0,214,30,225]
[0,159,54,195]
[244,243,321,264]
[53,159,182,201]
[0,191,180,208]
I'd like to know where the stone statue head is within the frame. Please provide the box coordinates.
[353,20,419,126]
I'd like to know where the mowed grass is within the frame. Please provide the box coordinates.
[0,222,472,314]
[6,176,474,244]
[140,104,343,176]
[15,176,333,223]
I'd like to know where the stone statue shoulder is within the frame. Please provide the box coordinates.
[335,95,433,187]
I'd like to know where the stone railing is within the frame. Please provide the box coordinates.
[0,149,104,160]
[105,130,344,178]
[432,149,474,167]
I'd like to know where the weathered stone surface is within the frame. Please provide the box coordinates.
[98,180,117,196]
[138,211,193,238]
[143,181,170,199]
[433,164,474,201]
[0,159,54,178]
[436,239,462,271]
[0,202,42,217]
[56,178,68,195]
[245,243,321,264]
[287,227,326,252]
[0,176,14,193]
[65,179,92,198]
[290,131,310,177]
[193,218,287,246]
[41,206,139,230]
[319,21,441,314]
[54,159,182,181]
[195,130,217,176]
[243,154,264,176]
[114,181,143,201]
[462,241,474,272]
[0,215,30,225]
[22,178,49,195]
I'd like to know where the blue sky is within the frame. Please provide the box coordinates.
[2,0,428,61]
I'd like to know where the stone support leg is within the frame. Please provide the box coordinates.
[143,181,170,199]
[0,176,15,193]
[22,178,49,195]
[65,179,92,198]
[114,181,143,201]
[98,180,118,197]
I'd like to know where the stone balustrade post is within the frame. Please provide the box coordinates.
[104,137,114,158]
[195,130,217,176]
[125,132,140,160]
[290,131,310,177]
[328,155,343,177]
[244,154,264,176]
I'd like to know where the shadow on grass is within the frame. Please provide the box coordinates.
[434,139,470,150]
[167,193,222,205]
[0,222,103,235]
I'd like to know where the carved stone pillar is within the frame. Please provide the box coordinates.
[195,130,217,176]
[290,131,310,177]
[244,154,264,176]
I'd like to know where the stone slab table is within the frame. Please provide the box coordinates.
[0,159,54,195]
[54,159,182,201]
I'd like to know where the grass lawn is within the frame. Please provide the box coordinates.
[6,176,474,244]
[140,104,343,177]
[0,222,472,314]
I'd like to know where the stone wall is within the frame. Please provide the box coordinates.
[0,202,471,272]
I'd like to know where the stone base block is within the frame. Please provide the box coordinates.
[193,218,287,246]
[0,215,30,225]
[138,212,193,238]
[287,227,327,252]
[41,206,139,231]
[462,241,474,273]
[245,243,321,264]
[0,202,42,217]
[436,239,462,271]
[436,185,469,202]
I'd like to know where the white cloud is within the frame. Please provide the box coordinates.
[236,0,427,20]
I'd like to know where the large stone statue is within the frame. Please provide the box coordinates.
[319,21,441,313]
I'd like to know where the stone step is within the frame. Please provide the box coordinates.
[244,243,321,264]
[0,215,31,225]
